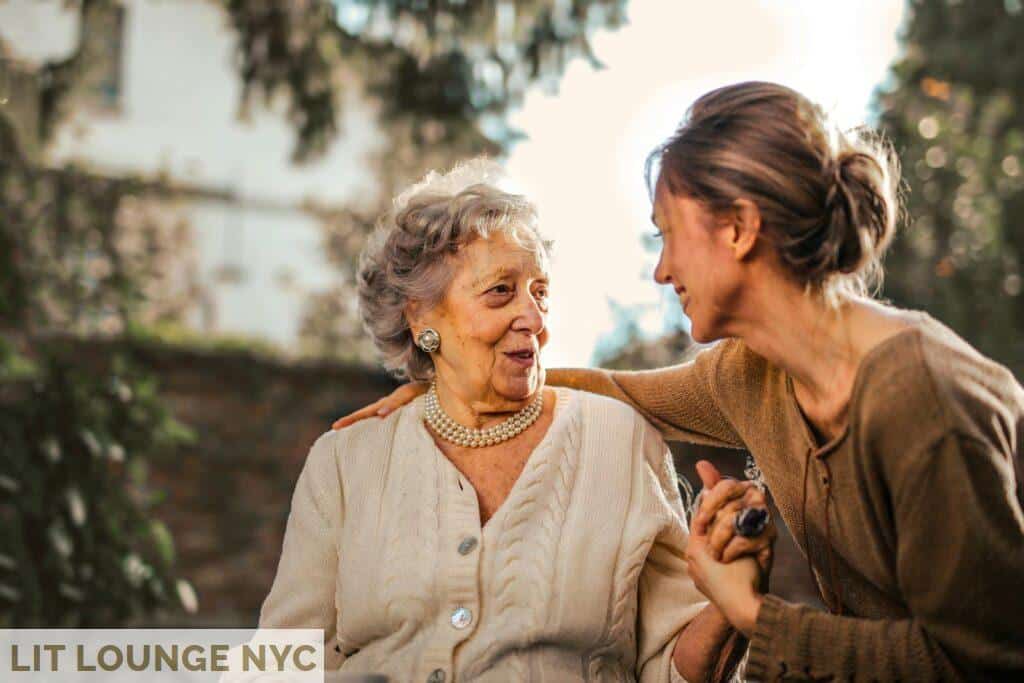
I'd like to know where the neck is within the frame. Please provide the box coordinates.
[432,376,536,430]
[726,281,862,406]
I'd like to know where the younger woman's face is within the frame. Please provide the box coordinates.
[651,180,746,343]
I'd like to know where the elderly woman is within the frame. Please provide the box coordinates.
[255,160,774,682]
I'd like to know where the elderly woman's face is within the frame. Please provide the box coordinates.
[420,232,549,405]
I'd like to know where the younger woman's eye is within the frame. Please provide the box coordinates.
[649,231,664,240]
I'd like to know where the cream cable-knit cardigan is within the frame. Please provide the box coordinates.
[256,387,707,682]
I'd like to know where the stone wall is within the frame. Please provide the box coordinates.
[67,339,397,626]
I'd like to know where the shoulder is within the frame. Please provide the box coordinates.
[568,386,663,438]
[295,429,345,498]
[702,338,783,429]
[570,385,642,421]
[565,386,671,467]
[669,337,772,385]
[854,314,1024,462]
[309,404,410,475]
[329,400,409,449]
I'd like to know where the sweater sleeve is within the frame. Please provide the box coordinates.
[548,341,744,448]
[745,431,1024,682]
[634,419,710,682]
[220,432,345,682]
[256,432,345,670]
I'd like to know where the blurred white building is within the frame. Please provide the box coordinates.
[0,0,386,349]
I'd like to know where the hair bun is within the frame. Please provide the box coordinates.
[821,136,900,282]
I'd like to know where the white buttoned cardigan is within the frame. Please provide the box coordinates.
[257,387,706,682]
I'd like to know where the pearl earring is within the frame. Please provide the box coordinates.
[415,328,441,353]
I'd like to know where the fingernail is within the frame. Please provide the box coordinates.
[377,407,390,416]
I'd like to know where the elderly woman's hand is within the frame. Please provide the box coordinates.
[685,529,764,637]
[691,460,775,576]
[332,382,429,430]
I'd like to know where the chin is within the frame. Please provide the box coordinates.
[690,327,713,344]
[689,319,726,344]
[497,370,543,402]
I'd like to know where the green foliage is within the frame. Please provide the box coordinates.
[1,17,197,626]
[226,0,628,161]
[876,0,1024,377]
[0,341,196,627]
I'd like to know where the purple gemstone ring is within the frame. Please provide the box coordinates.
[734,506,770,538]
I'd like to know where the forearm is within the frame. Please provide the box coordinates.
[548,367,681,436]
[548,367,741,447]
[547,367,629,400]
[673,603,746,683]
[746,595,963,682]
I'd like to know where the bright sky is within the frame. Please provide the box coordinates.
[505,0,906,367]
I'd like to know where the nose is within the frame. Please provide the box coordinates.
[512,291,546,336]
[654,249,672,286]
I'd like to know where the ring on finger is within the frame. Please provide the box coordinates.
[734,506,771,538]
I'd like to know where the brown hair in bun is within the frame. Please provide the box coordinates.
[648,81,902,302]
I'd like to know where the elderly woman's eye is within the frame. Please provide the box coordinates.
[489,284,514,295]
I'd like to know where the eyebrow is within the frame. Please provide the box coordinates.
[471,267,516,288]
[473,266,550,288]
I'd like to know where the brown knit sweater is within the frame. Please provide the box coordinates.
[550,312,1024,681]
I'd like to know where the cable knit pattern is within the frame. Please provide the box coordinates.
[467,396,583,680]
[376,414,440,668]
[246,387,707,683]
[587,530,649,681]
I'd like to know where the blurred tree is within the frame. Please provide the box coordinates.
[225,0,627,163]
[876,0,1024,378]
[591,299,695,370]
[223,0,627,358]
[0,340,197,627]
[0,113,198,625]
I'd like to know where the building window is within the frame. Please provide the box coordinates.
[83,3,125,112]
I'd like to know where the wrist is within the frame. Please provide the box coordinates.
[737,593,761,643]
[726,590,764,638]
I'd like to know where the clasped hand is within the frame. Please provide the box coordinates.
[685,460,776,637]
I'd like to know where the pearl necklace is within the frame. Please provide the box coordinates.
[424,383,543,448]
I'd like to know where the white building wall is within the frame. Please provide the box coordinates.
[1,0,386,348]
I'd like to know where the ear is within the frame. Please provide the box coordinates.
[404,301,427,336]
[728,199,762,261]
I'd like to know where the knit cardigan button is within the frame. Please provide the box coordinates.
[458,537,478,555]
[450,606,473,629]
[427,669,446,683]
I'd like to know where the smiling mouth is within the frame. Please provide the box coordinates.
[504,349,536,366]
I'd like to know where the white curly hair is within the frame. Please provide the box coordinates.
[357,158,553,380]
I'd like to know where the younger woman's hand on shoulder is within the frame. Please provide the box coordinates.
[331,382,429,430]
